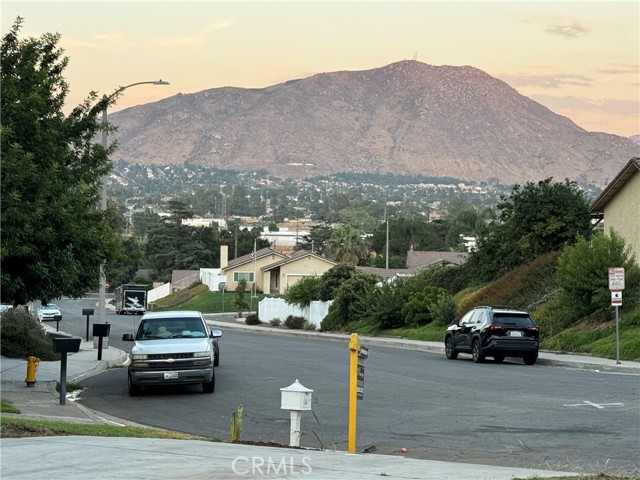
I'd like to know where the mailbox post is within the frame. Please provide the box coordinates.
[52,337,81,406]
[82,309,94,341]
[92,322,111,360]
[280,379,313,447]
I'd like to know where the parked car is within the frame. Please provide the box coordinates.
[122,310,222,396]
[37,304,61,321]
[444,306,539,365]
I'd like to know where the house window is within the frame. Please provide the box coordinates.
[233,272,255,282]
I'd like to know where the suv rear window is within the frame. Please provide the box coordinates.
[492,313,534,327]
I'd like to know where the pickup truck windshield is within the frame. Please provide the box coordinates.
[136,318,207,340]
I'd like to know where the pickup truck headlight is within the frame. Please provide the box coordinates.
[130,353,148,368]
[193,350,212,366]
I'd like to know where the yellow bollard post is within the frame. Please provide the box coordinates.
[25,356,39,387]
[348,333,359,454]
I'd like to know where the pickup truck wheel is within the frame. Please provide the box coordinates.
[128,373,142,396]
[202,369,215,393]
[214,350,220,367]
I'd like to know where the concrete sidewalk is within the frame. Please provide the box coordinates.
[2,321,638,479]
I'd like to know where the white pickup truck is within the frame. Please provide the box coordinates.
[122,310,222,396]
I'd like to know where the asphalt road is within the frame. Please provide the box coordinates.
[56,298,640,475]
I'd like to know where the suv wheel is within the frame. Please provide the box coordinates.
[128,373,142,396]
[472,340,485,363]
[445,337,458,359]
[523,353,537,365]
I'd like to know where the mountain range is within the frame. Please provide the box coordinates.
[109,60,639,186]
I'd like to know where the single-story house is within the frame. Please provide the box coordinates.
[220,245,285,293]
[589,158,640,262]
[261,249,337,294]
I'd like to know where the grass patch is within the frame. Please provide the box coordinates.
[1,400,20,414]
[352,321,447,342]
[0,415,219,440]
[152,284,274,314]
[541,321,640,361]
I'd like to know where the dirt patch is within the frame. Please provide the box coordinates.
[0,422,70,438]
[232,439,300,449]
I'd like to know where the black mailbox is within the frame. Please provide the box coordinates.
[92,323,111,337]
[52,337,81,353]
[82,308,94,316]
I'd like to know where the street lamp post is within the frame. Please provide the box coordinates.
[98,80,170,324]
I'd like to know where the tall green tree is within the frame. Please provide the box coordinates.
[145,199,215,281]
[1,18,119,305]
[469,178,591,281]
[327,226,368,265]
[295,224,333,256]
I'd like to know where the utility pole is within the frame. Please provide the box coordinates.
[384,203,389,270]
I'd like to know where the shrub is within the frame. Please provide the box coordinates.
[0,308,59,360]
[303,321,317,331]
[557,230,639,319]
[284,276,322,308]
[245,313,261,325]
[269,318,282,327]
[284,315,306,329]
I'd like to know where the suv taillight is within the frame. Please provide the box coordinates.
[485,324,502,330]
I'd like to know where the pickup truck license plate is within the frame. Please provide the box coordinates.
[164,372,179,380]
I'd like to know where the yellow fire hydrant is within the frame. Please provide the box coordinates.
[25,356,39,387]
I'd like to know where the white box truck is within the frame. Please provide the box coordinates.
[115,284,148,315]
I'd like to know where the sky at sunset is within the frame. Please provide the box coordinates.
[2,1,639,137]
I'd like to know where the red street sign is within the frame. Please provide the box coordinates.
[608,268,625,290]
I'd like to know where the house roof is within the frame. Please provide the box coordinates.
[261,249,337,272]
[406,251,469,269]
[222,247,284,271]
[356,266,417,281]
[590,158,640,214]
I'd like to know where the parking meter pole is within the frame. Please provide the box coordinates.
[59,353,68,406]
[348,333,359,454]
[86,315,90,341]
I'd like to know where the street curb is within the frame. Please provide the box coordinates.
[204,317,640,374]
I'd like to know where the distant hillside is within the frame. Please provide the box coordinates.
[110,60,639,186]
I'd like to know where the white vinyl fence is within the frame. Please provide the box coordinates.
[258,297,332,327]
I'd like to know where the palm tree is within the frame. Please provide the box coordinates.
[327,226,368,265]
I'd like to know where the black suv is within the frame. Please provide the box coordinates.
[444,306,539,365]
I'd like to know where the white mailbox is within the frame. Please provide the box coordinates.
[280,379,313,411]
